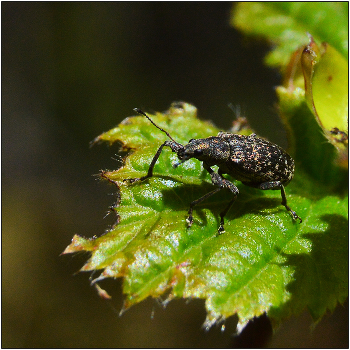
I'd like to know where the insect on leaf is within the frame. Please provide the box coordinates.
[63,102,347,331]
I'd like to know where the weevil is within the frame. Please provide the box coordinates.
[126,108,302,233]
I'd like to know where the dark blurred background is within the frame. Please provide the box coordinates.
[2,2,348,348]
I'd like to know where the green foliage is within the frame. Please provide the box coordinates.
[63,2,348,332]
[231,2,348,67]
[64,101,347,330]
[301,41,348,154]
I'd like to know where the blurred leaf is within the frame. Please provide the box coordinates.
[231,2,348,67]
[277,86,347,187]
[64,102,347,331]
[300,40,348,165]
[310,43,348,132]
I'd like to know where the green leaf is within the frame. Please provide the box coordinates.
[231,2,348,67]
[300,40,348,162]
[311,43,348,132]
[63,102,347,331]
[277,86,347,188]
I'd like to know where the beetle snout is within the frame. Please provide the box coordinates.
[173,142,203,168]
[182,143,205,160]
[172,147,188,168]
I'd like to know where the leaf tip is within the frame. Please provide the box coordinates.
[94,284,112,300]
[61,234,93,255]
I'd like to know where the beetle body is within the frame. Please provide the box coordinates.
[127,108,302,233]
[180,133,294,186]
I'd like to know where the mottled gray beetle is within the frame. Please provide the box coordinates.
[126,108,302,233]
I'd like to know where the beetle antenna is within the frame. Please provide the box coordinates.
[133,108,180,144]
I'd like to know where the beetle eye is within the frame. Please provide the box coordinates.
[194,149,203,156]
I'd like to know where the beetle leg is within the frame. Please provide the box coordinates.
[255,181,302,223]
[124,141,175,183]
[217,197,236,234]
[280,184,302,223]
[216,169,239,233]
[186,164,239,233]
[187,187,221,228]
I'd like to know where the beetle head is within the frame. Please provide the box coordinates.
[174,137,230,167]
